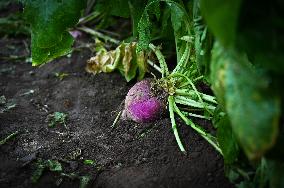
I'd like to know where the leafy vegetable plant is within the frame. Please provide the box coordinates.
[120,0,221,154]
[123,42,220,154]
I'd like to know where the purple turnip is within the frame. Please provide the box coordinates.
[117,44,220,154]
[122,79,167,123]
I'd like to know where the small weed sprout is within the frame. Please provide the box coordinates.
[55,72,69,80]
[47,112,68,129]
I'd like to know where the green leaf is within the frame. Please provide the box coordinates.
[107,0,130,18]
[266,160,284,188]
[137,0,187,52]
[31,32,74,66]
[201,0,284,73]
[236,1,284,73]
[253,158,269,188]
[31,159,45,183]
[225,167,240,184]
[48,112,67,128]
[47,160,62,172]
[200,0,242,47]
[210,42,227,108]
[129,0,150,37]
[147,0,160,20]
[225,54,280,160]
[79,175,92,188]
[83,159,95,165]
[21,0,86,65]
[211,42,281,160]
[137,7,151,52]
[168,2,184,33]
[216,114,239,164]
[193,0,213,80]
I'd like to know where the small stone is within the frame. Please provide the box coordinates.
[29,71,35,76]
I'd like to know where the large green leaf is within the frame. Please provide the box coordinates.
[137,0,190,54]
[137,7,151,52]
[200,0,242,47]
[211,42,281,160]
[216,114,239,164]
[22,0,86,65]
[266,160,284,188]
[210,42,227,108]
[201,0,284,73]
[169,2,184,33]
[193,0,213,80]
[236,1,284,73]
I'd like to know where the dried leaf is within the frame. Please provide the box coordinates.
[86,42,147,82]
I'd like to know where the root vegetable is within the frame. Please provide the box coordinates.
[122,79,167,123]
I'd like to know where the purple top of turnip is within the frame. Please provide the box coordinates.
[122,79,166,123]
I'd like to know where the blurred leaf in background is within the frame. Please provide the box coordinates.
[21,0,87,66]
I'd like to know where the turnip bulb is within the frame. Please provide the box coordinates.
[122,79,167,123]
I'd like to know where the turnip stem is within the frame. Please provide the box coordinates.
[181,111,211,120]
[147,59,162,74]
[173,42,191,74]
[149,43,169,78]
[174,96,216,111]
[193,76,204,82]
[173,102,222,155]
[169,72,203,104]
[79,11,100,24]
[175,89,217,104]
[78,26,120,44]
[168,96,186,154]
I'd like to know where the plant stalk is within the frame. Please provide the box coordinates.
[168,96,186,154]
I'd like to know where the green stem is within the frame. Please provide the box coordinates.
[170,72,204,104]
[168,96,186,153]
[147,59,162,74]
[173,102,222,155]
[149,43,169,78]
[181,111,211,120]
[78,11,100,24]
[173,42,190,74]
[175,89,217,104]
[174,95,216,111]
[78,26,120,44]
[193,75,204,82]
[0,131,19,145]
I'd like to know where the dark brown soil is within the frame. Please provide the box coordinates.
[0,34,233,188]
